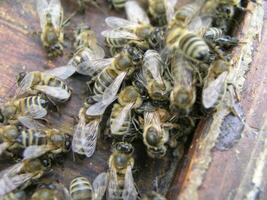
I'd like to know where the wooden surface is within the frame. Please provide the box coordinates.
[0,0,266,199]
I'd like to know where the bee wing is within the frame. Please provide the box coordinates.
[93,172,108,200]
[0,142,9,156]
[0,173,33,196]
[48,0,62,29]
[122,165,138,200]
[75,58,113,77]
[101,29,140,40]
[72,120,85,154]
[17,72,34,92]
[45,65,76,80]
[188,16,212,36]
[81,120,100,157]
[166,0,178,22]
[202,72,228,109]
[91,45,106,60]
[105,16,137,29]
[107,168,120,200]
[86,72,127,116]
[22,145,53,160]
[18,116,46,129]
[24,100,48,119]
[143,50,164,86]
[34,85,70,101]
[111,103,134,134]
[125,1,150,24]
[36,0,49,30]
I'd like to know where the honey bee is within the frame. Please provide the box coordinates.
[36,0,64,58]
[148,0,178,26]
[69,173,108,200]
[0,190,26,200]
[202,59,231,109]
[141,50,172,101]
[86,46,143,116]
[16,70,72,103]
[107,142,137,200]
[142,105,170,158]
[142,191,166,200]
[102,17,165,50]
[0,157,51,196]
[170,54,196,114]
[0,95,48,129]
[72,99,101,157]
[110,86,142,139]
[31,182,69,200]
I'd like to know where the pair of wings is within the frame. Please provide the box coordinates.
[144,111,162,132]
[17,71,71,101]
[202,71,228,109]
[143,50,165,87]
[36,0,62,30]
[107,165,137,200]
[92,172,109,200]
[110,103,134,134]
[72,119,100,157]
[86,72,127,116]
[125,1,150,24]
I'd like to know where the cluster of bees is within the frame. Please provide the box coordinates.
[0,0,252,199]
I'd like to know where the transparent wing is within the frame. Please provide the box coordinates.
[18,116,46,129]
[188,15,212,36]
[166,0,178,22]
[143,50,164,86]
[36,0,49,30]
[0,173,33,196]
[91,45,106,60]
[22,145,53,160]
[17,72,34,92]
[25,101,48,119]
[101,29,140,40]
[202,72,228,109]
[75,58,113,76]
[0,142,9,156]
[45,65,76,80]
[93,172,108,200]
[105,16,137,29]
[48,0,62,29]
[125,1,150,24]
[35,85,70,101]
[81,120,100,157]
[72,120,85,154]
[144,111,161,131]
[107,168,120,200]
[86,72,126,116]
[122,165,138,200]
[111,103,133,134]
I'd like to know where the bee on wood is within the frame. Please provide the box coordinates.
[36,0,64,58]
[107,142,137,200]
[16,70,72,103]
[31,182,69,200]
[110,86,142,140]
[0,95,48,129]
[170,54,196,114]
[102,16,165,50]
[69,173,108,200]
[0,190,26,200]
[148,0,178,26]
[0,156,52,196]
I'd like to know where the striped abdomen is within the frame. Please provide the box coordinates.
[18,96,47,115]
[16,128,47,147]
[105,37,128,48]
[110,104,131,136]
[204,27,223,40]
[70,176,93,200]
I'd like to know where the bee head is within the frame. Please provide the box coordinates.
[125,45,143,65]
[41,157,52,169]
[16,72,27,85]
[145,127,160,147]
[147,146,166,158]
[149,28,165,49]
[114,142,134,155]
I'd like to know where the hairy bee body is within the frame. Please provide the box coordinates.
[31,183,69,200]
[70,176,93,200]
[1,191,26,200]
[166,27,210,62]
[204,27,224,40]
[0,96,47,124]
[148,0,168,26]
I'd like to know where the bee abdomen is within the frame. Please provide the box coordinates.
[70,176,93,200]
[93,70,114,97]
[204,27,223,40]
[21,96,47,114]
[179,33,209,60]
[105,37,127,48]
[16,129,47,147]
